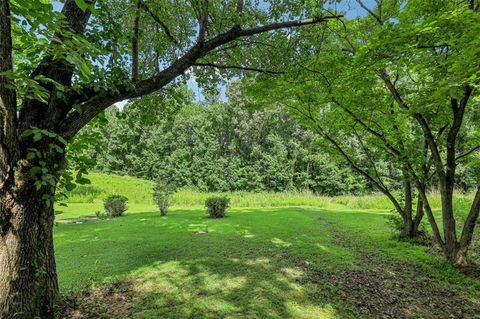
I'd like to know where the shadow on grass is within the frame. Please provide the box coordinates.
[55,207,480,319]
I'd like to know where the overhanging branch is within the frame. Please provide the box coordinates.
[60,13,343,138]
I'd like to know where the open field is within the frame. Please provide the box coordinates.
[53,173,480,318]
[56,173,475,221]
[55,206,480,319]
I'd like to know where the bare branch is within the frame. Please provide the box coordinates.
[193,62,284,74]
[355,0,383,24]
[132,0,141,82]
[456,145,480,162]
[139,0,179,45]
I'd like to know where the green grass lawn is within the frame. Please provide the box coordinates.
[55,207,480,319]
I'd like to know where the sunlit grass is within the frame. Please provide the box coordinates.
[57,173,476,221]
[54,207,480,318]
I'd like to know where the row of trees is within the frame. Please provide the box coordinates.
[78,85,370,194]
[245,0,480,264]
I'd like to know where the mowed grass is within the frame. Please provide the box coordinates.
[54,207,480,319]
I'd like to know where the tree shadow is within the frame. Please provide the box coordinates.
[55,207,480,319]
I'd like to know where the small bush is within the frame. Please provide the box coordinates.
[153,180,176,216]
[205,196,230,218]
[104,195,128,217]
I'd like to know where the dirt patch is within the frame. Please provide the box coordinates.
[56,217,102,225]
[57,280,136,319]
[287,217,480,319]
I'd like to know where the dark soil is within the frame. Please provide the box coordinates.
[57,280,136,319]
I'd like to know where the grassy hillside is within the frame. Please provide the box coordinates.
[56,172,475,220]
[65,173,154,204]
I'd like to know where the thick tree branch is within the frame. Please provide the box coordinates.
[19,0,95,135]
[378,69,446,184]
[445,85,472,191]
[416,181,445,246]
[0,0,18,180]
[132,0,141,82]
[459,186,480,250]
[60,13,342,138]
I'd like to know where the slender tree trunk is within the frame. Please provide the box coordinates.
[0,165,59,319]
[413,196,424,235]
[399,176,424,239]
[440,183,461,263]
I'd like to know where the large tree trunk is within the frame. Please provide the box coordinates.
[0,165,59,319]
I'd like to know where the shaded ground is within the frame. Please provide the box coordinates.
[55,208,480,319]
[291,217,480,319]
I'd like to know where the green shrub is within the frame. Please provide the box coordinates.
[104,195,128,217]
[385,211,405,233]
[153,180,176,216]
[205,196,230,218]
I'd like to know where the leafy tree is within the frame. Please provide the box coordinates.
[153,179,176,216]
[81,85,369,194]
[248,0,480,262]
[0,0,341,316]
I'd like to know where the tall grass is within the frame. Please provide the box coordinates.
[63,173,475,212]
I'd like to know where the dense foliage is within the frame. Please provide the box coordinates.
[75,85,369,195]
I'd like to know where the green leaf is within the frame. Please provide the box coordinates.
[74,0,89,12]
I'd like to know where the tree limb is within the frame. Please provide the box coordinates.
[459,186,480,250]
[0,0,19,180]
[60,13,342,138]
[378,69,446,183]
[19,0,95,135]
[355,0,383,24]
[456,145,480,162]
[138,0,178,46]
[132,0,141,82]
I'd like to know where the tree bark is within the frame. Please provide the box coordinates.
[0,165,59,319]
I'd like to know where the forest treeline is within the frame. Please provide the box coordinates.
[75,84,477,196]
[76,85,370,195]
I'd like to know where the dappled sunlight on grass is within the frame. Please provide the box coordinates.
[128,256,339,318]
[271,237,292,247]
[54,206,480,318]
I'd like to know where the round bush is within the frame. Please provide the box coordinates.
[205,196,230,218]
[104,195,128,217]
